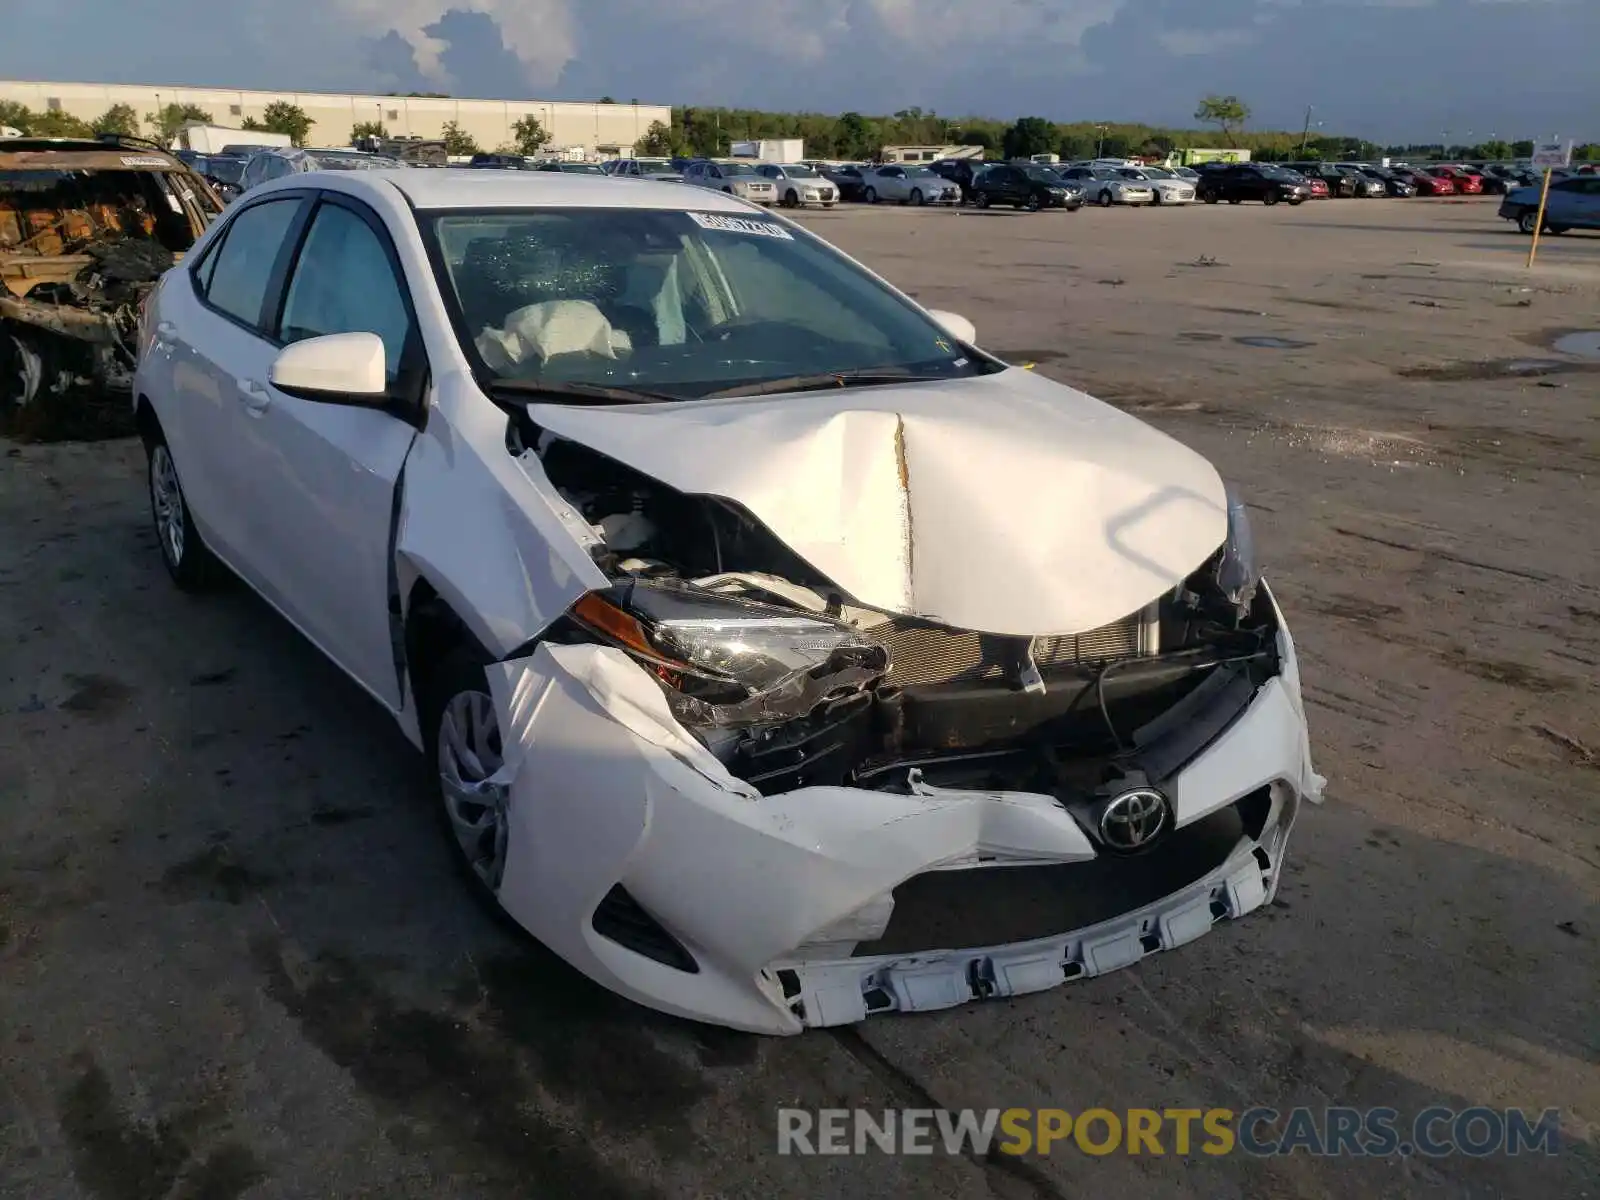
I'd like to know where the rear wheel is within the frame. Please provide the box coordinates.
[1547,225,1569,236]
[144,425,221,592]
[975,192,991,209]
[1202,191,1219,204]
[1517,210,1540,234]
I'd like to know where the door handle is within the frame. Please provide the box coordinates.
[236,378,272,413]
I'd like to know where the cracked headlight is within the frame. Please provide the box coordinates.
[1216,483,1259,612]
[572,580,889,729]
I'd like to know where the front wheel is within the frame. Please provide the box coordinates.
[864,186,878,204]
[145,429,221,592]
[910,188,924,206]
[1025,193,1042,212]
[424,650,510,911]
[1228,197,1242,205]
[1098,190,1114,207]
[1151,190,1163,206]
[1288,196,1305,206]
[1263,190,1279,207]
[783,189,799,208]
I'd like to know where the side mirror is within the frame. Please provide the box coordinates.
[269,332,388,401]
[926,309,976,346]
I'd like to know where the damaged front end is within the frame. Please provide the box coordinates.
[1,137,218,438]
[477,418,1322,1033]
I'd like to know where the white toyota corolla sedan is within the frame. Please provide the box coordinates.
[133,170,1322,1034]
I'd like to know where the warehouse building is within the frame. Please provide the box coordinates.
[0,80,669,156]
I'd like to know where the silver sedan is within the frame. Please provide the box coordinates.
[754,163,839,208]
[857,164,961,206]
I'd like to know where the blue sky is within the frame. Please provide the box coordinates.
[1,0,1593,142]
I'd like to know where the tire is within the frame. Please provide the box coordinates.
[1,325,45,414]
[1202,191,1219,204]
[864,186,878,205]
[975,192,991,209]
[783,189,799,208]
[1025,193,1042,212]
[1288,196,1305,206]
[1263,190,1279,207]
[1548,226,1568,236]
[1516,210,1540,235]
[1151,189,1163,206]
[1228,197,1242,205]
[1098,189,1114,208]
[144,423,221,592]
[422,648,511,916]
[910,188,924,206]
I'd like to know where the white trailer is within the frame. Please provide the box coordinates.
[730,138,804,163]
[176,123,292,154]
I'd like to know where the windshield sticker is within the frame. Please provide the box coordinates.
[686,212,794,240]
[120,155,170,168]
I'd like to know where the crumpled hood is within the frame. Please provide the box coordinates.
[527,368,1228,636]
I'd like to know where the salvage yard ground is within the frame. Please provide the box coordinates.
[2,196,1597,1200]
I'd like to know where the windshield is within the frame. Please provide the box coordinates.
[718,162,757,176]
[904,166,937,178]
[1089,168,1120,180]
[1117,169,1150,180]
[1023,166,1060,182]
[636,159,673,172]
[561,163,605,174]
[204,158,246,185]
[779,164,819,178]
[426,207,993,400]
[1142,166,1175,178]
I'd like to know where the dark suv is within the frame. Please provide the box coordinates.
[1196,163,1311,206]
[969,164,1082,211]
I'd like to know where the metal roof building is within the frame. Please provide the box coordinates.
[0,80,669,156]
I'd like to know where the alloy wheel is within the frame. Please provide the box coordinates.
[149,444,185,569]
[437,689,508,890]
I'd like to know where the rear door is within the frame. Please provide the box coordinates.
[223,192,425,708]
[159,192,311,576]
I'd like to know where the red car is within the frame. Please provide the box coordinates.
[1305,176,1331,198]
[1398,168,1456,196]
[1425,165,1483,194]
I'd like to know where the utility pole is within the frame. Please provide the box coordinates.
[1299,105,1313,158]
[1095,124,1109,158]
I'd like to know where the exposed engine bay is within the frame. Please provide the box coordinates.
[519,419,1281,813]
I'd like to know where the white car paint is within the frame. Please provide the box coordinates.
[525,371,1228,636]
[134,169,1321,1034]
[1058,167,1157,206]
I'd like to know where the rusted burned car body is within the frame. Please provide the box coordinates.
[1,136,220,433]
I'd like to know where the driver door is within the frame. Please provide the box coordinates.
[222,194,425,709]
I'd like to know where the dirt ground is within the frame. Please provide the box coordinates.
[2,195,1596,1200]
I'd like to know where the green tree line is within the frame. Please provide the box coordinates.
[633,105,1596,164]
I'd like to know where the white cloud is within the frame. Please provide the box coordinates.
[330,0,578,87]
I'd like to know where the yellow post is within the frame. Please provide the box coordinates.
[1525,167,1553,268]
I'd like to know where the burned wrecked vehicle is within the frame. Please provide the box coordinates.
[134,170,1322,1034]
[1,135,219,434]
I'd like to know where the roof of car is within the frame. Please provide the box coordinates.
[292,168,758,213]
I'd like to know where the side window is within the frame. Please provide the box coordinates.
[277,202,416,384]
[204,199,301,329]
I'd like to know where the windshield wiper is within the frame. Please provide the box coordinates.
[488,378,679,406]
[702,368,950,400]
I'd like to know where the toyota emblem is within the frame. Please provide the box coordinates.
[1098,788,1170,851]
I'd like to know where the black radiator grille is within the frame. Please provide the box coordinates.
[855,612,1146,688]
